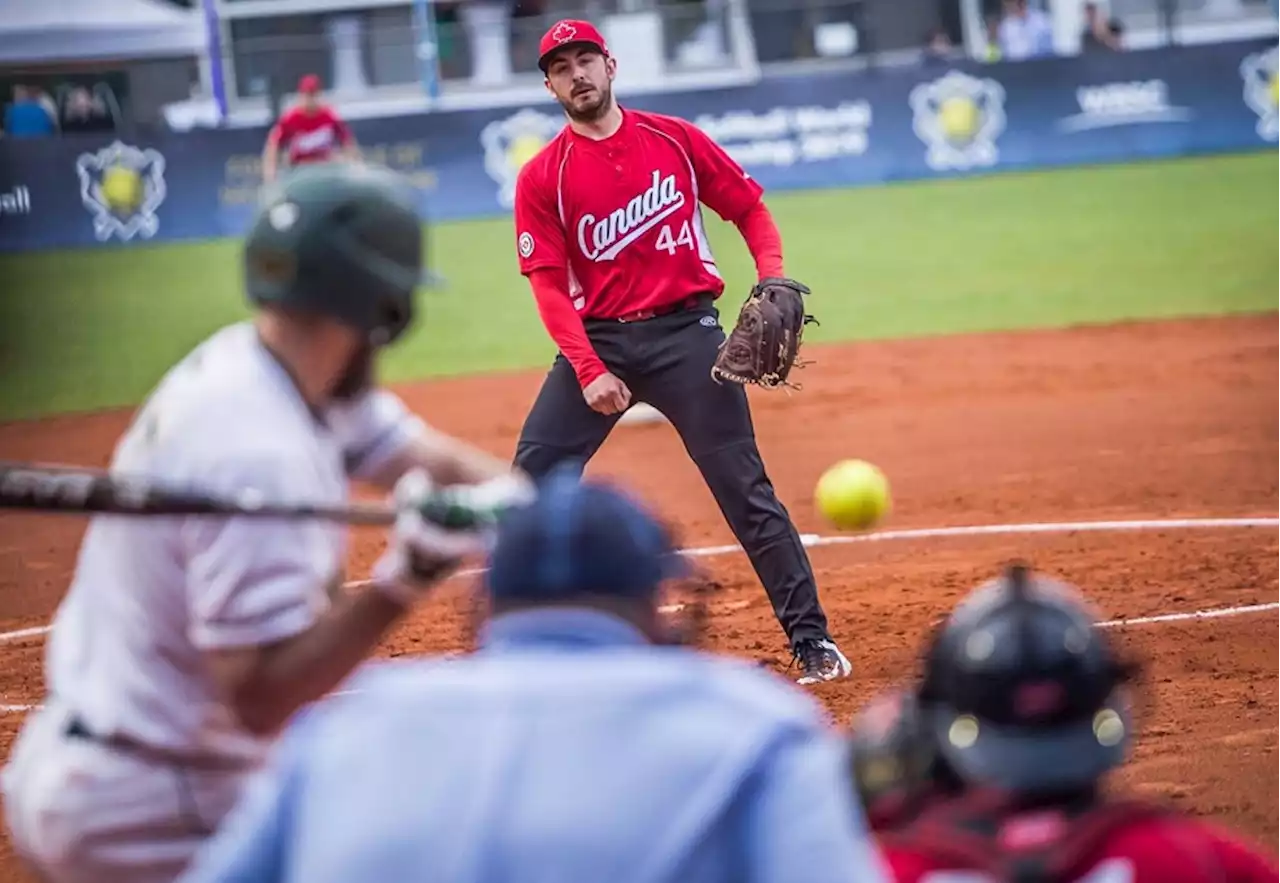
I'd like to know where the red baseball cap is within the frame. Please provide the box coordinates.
[298,74,322,94]
[537,19,609,73]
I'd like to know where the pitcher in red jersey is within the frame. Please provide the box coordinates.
[848,563,1278,883]
[510,19,849,683]
[262,74,359,184]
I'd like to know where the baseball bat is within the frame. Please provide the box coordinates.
[0,461,399,526]
[0,459,536,534]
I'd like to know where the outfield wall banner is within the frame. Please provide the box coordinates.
[1,39,1275,254]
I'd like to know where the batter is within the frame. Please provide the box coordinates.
[512,19,851,683]
[2,163,523,883]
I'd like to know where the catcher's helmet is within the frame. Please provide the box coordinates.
[918,563,1135,794]
[245,163,422,345]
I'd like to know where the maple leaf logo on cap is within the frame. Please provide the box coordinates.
[552,22,577,44]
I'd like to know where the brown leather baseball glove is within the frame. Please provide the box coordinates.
[711,277,817,390]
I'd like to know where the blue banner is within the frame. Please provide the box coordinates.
[201,0,229,123]
[1,39,1275,254]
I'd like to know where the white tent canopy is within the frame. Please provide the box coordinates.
[0,0,206,64]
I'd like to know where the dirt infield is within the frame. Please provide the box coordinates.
[0,313,1275,878]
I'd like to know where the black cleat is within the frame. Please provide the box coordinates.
[792,638,853,685]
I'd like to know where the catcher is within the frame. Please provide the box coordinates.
[511,18,848,683]
[847,563,1279,882]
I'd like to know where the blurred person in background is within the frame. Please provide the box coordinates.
[2,84,57,138]
[982,12,1003,61]
[922,26,957,65]
[997,0,1054,60]
[60,86,115,135]
[432,0,465,80]
[511,0,550,71]
[262,74,358,185]
[848,563,1280,883]
[1081,1,1124,51]
[178,469,889,883]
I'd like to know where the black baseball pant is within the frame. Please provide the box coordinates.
[513,295,832,649]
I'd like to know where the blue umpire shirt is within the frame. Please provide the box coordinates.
[178,608,889,883]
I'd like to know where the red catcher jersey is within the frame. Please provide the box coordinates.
[273,106,351,165]
[882,813,1280,883]
[513,108,763,319]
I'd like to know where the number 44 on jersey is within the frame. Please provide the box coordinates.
[655,220,695,256]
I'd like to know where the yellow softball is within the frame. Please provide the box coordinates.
[815,459,891,531]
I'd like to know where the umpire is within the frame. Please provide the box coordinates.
[178,469,887,883]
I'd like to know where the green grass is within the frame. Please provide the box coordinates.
[0,151,1275,421]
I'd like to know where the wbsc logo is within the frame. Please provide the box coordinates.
[1055,79,1192,133]
[1239,45,1278,142]
[909,70,1006,172]
[75,141,167,242]
[480,108,563,209]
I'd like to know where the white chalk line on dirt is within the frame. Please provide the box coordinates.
[0,516,1274,713]
[0,516,1274,652]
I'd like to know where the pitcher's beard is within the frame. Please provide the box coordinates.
[561,82,612,123]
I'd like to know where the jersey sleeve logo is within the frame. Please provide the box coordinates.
[518,231,535,258]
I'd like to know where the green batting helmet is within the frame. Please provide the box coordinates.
[245,162,423,345]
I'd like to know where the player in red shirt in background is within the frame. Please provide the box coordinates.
[262,74,358,184]
[847,563,1279,883]
[510,19,850,684]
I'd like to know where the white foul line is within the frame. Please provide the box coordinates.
[1095,601,1279,628]
[0,515,1273,656]
[0,625,53,643]
[2,511,1269,650]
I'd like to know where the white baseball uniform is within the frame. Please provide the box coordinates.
[2,321,425,883]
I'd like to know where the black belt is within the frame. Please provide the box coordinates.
[606,294,712,324]
[63,715,249,772]
[63,714,224,835]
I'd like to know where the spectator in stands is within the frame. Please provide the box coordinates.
[1081,2,1124,51]
[997,0,1054,60]
[511,0,549,73]
[60,87,115,135]
[33,87,59,125]
[2,85,57,139]
[433,0,464,79]
[982,13,1003,61]
[922,27,957,65]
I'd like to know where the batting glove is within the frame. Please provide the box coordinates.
[370,469,533,607]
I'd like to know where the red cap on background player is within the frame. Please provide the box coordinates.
[537,19,610,73]
[298,74,322,94]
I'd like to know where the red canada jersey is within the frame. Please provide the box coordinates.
[879,791,1279,883]
[513,108,763,319]
[272,106,351,166]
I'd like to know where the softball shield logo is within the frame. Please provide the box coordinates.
[910,71,1007,171]
[480,108,563,209]
[1239,45,1278,142]
[75,141,167,242]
